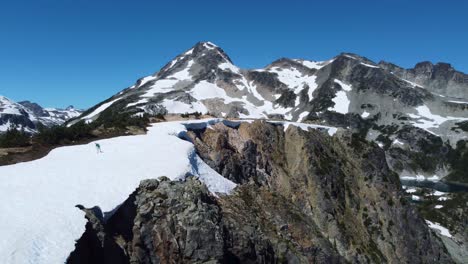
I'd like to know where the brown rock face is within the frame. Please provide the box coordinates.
[68,121,453,263]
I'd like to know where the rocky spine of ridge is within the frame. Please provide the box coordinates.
[67,121,453,263]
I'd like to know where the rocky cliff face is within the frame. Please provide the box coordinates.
[68,121,453,263]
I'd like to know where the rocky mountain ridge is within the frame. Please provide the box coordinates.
[71,41,468,182]
[0,95,82,133]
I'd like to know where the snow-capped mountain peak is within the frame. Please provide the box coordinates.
[73,41,468,150]
[0,96,83,133]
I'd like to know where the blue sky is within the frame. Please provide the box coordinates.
[1,0,467,109]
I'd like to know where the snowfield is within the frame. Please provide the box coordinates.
[328,79,352,114]
[425,220,453,238]
[0,118,337,264]
[0,119,237,264]
[81,98,121,122]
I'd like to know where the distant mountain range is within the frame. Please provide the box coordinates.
[0,96,82,133]
[70,41,468,182]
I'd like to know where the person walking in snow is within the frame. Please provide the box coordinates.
[95,143,103,154]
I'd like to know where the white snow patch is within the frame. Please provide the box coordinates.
[0,119,236,264]
[412,195,421,201]
[306,76,318,101]
[410,105,468,133]
[184,48,194,55]
[448,100,468,104]
[329,91,350,114]
[432,191,446,196]
[268,66,318,102]
[0,96,24,115]
[81,98,121,121]
[169,60,194,80]
[427,175,440,182]
[293,59,330,70]
[360,62,379,68]
[141,79,179,97]
[392,139,405,146]
[361,111,370,118]
[191,81,236,103]
[425,220,452,238]
[218,62,240,74]
[327,79,352,114]
[343,54,358,60]
[161,99,207,114]
[298,111,310,122]
[438,197,449,201]
[269,120,337,136]
[127,98,149,108]
[401,175,426,181]
[405,188,417,193]
[137,75,157,88]
[203,42,216,50]
[334,79,352,91]
[435,205,443,209]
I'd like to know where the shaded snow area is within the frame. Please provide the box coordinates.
[328,79,351,114]
[408,105,468,135]
[425,220,453,238]
[0,119,237,264]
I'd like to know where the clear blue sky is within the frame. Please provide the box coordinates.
[1,0,467,109]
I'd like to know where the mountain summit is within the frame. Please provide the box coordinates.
[73,41,468,133]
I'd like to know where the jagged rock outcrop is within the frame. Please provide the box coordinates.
[68,121,453,263]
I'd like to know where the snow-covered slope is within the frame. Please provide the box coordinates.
[0,119,234,263]
[0,118,336,263]
[0,96,82,133]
